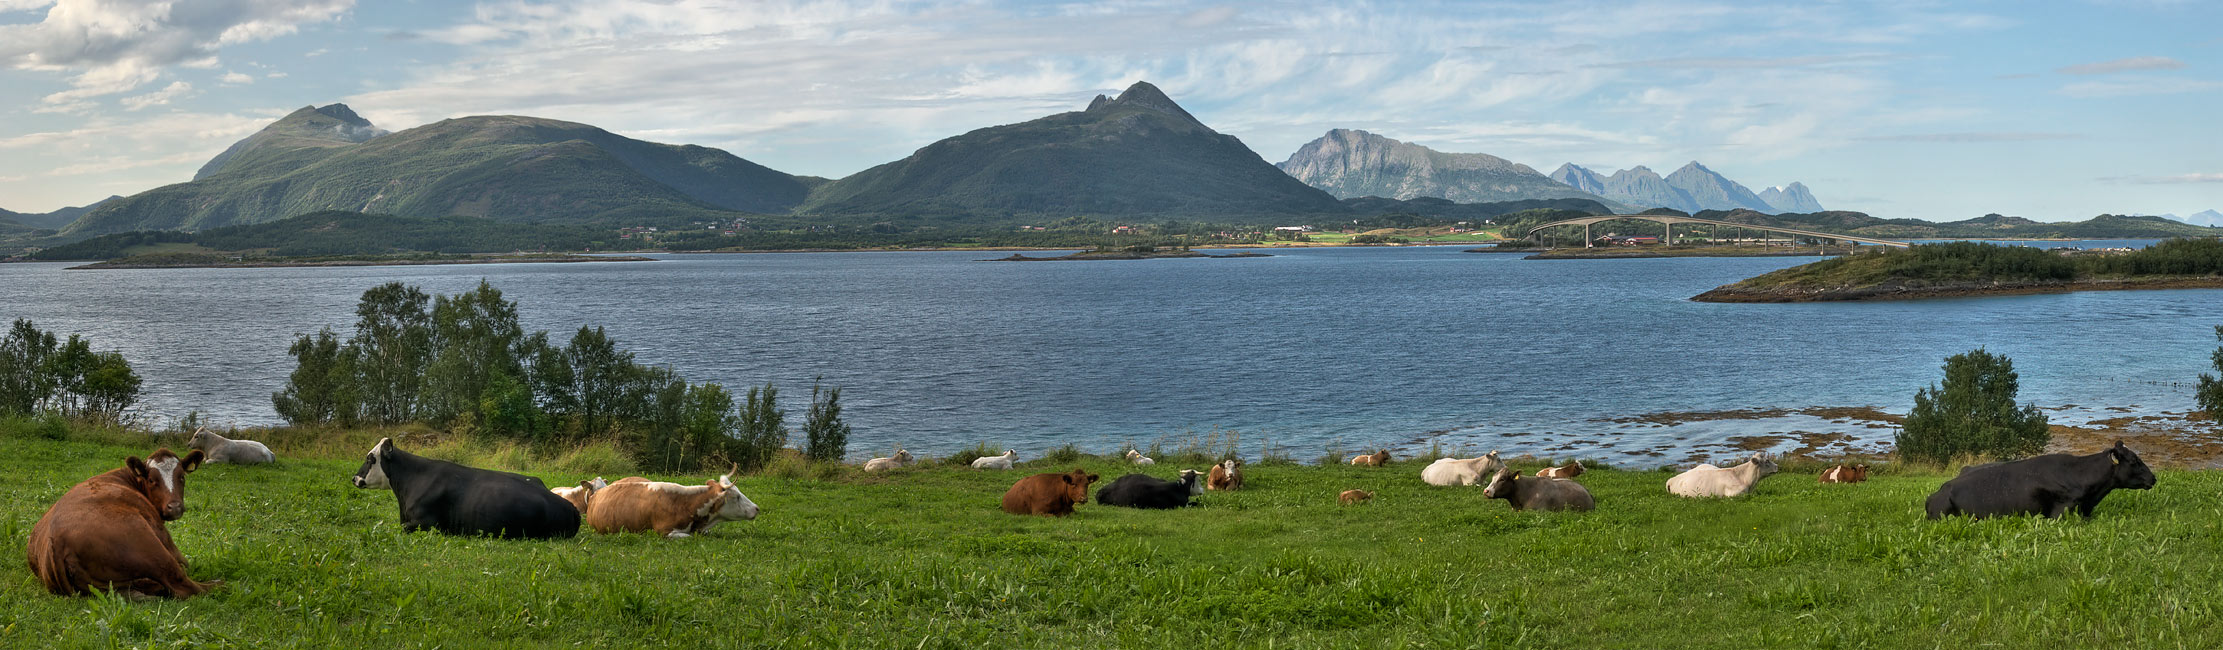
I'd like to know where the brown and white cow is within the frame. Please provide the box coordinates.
[1536,460,1585,479]
[1350,450,1391,467]
[584,468,759,538]
[550,476,609,512]
[1818,464,1870,484]
[26,448,216,599]
[1339,489,1375,505]
[1207,459,1243,491]
[1001,468,1099,516]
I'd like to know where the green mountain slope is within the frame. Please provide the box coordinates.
[32,211,633,260]
[800,82,1349,221]
[65,106,813,237]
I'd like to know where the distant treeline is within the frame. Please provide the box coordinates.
[31,212,641,260]
[1755,238,2223,287]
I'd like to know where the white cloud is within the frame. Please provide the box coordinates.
[2056,56,2186,75]
[2059,77,2223,97]
[2101,172,2223,184]
[120,81,194,110]
[0,0,354,104]
[220,71,253,85]
[1859,132,2081,143]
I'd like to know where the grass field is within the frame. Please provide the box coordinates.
[4,431,2218,649]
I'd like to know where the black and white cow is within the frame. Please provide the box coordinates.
[1094,469,1203,509]
[1924,441,2158,520]
[351,438,580,539]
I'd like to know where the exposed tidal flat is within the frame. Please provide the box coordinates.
[1,243,2217,463]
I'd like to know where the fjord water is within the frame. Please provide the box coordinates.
[1,244,2213,462]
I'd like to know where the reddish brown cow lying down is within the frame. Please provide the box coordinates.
[26,448,217,599]
[1819,464,1870,484]
[1001,469,1099,516]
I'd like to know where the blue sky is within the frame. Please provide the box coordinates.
[2,0,2217,221]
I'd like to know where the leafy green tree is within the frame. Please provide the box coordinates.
[564,325,636,439]
[479,371,544,444]
[662,382,736,472]
[0,319,59,415]
[72,349,141,423]
[732,383,787,471]
[1897,348,2051,464]
[2199,325,2223,421]
[0,321,140,422]
[421,280,526,424]
[351,282,433,424]
[273,327,354,426]
[802,379,851,463]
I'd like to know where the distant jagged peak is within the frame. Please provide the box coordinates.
[1087,81,1202,126]
[312,103,371,127]
[271,102,385,142]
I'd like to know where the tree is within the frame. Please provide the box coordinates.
[732,383,787,471]
[351,282,433,424]
[421,280,527,424]
[1897,348,2050,465]
[0,319,59,415]
[273,328,353,426]
[564,325,636,439]
[2199,325,2223,421]
[802,379,851,463]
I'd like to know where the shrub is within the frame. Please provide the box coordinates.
[731,383,787,472]
[2200,325,2223,421]
[801,380,851,463]
[1043,443,1084,465]
[1896,348,2050,465]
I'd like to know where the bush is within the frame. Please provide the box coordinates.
[731,383,787,472]
[801,380,851,463]
[0,319,143,423]
[2200,325,2223,421]
[1896,348,2050,465]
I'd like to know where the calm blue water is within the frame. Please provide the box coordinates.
[1,244,2215,463]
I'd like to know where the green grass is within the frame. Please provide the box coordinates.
[4,433,2219,648]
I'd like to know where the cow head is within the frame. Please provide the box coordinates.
[1221,459,1240,472]
[1477,450,1505,474]
[186,426,214,451]
[127,448,204,521]
[2108,441,2157,490]
[1179,469,1204,495]
[1063,468,1099,505]
[353,438,397,490]
[715,465,760,521]
[893,449,913,465]
[1481,467,1521,499]
[1003,449,1018,459]
[1749,453,1780,478]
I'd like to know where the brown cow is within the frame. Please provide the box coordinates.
[1207,459,1243,491]
[1350,450,1391,467]
[585,468,759,537]
[26,448,216,599]
[1819,464,1870,484]
[1536,460,1585,479]
[1000,468,1099,516]
[1339,489,1375,505]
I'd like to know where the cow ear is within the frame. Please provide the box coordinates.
[125,456,148,479]
[374,437,394,457]
[1087,473,1100,483]
[181,450,204,473]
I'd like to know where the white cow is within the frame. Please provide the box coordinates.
[551,476,609,512]
[185,427,276,464]
[864,449,915,472]
[1666,453,1781,498]
[1420,451,1503,486]
[971,449,1018,470]
[1126,449,1155,466]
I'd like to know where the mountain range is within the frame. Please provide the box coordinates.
[1275,129,1634,211]
[2157,210,2223,227]
[0,196,118,230]
[1548,162,1821,214]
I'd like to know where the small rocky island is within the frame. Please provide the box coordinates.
[1693,239,2223,302]
[987,249,1272,261]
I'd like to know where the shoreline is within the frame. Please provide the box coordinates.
[66,254,658,270]
[1692,275,2223,303]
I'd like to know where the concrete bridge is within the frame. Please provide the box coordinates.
[1525,214,1911,248]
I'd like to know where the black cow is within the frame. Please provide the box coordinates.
[1095,469,1202,509]
[351,438,580,539]
[1924,441,2157,520]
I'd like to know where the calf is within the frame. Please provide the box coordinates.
[1001,469,1100,516]
[1421,451,1503,486]
[1665,453,1780,498]
[1207,459,1243,491]
[971,449,1018,470]
[186,427,276,465]
[27,448,216,598]
[1126,449,1155,466]
[1925,442,2156,520]
[1339,489,1374,505]
[1818,464,1870,484]
[864,449,914,472]
[585,467,760,537]
[351,437,579,539]
[1482,467,1594,512]
[1096,469,1203,509]
[1350,450,1391,467]
[550,477,610,513]
[1536,460,1585,479]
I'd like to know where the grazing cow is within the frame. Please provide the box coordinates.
[1339,489,1375,505]
[1126,449,1155,466]
[1536,460,1585,479]
[1925,442,2157,520]
[1350,450,1391,467]
[1818,464,1870,484]
[971,449,1019,470]
[1421,451,1504,486]
[26,448,216,598]
[185,427,276,465]
[1482,468,1594,512]
[1001,469,1100,516]
[584,467,760,537]
[1096,469,1203,509]
[1207,459,1243,491]
[864,449,914,472]
[1665,453,1780,498]
[550,477,610,513]
[351,438,579,539]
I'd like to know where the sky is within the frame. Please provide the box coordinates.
[1,0,2218,222]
